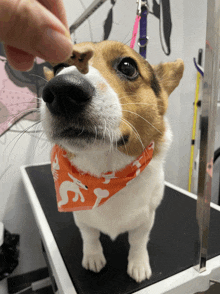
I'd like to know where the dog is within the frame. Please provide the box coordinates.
[41,40,184,283]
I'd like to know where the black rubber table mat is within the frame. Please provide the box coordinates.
[25,164,220,294]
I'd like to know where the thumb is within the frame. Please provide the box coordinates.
[0,0,73,63]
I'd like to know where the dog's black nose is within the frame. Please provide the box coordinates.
[42,74,95,116]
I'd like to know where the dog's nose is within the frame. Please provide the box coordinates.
[42,74,95,116]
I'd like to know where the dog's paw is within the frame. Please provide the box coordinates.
[82,253,106,273]
[127,255,152,283]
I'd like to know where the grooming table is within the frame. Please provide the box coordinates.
[21,163,220,294]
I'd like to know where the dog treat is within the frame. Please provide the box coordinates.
[50,43,94,74]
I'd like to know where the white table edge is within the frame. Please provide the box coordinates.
[20,164,77,294]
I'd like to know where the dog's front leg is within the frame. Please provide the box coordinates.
[78,223,106,273]
[127,211,155,283]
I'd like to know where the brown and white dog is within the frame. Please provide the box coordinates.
[41,41,184,283]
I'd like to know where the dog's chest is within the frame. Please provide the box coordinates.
[73,158,164,239]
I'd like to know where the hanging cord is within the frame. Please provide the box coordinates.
[103,0,116,40]
[130,15,141,49]
[138,0,149,59]
[188,49,203,192]
[130,0,149,59]
[159,0,172,55]
[144,0,172,56]
[130,0,142,49]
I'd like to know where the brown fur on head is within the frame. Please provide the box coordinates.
[43,41,184,157]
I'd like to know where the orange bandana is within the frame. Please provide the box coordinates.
[51,143,154,212]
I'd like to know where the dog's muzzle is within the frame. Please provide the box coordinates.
[42,74,95,117]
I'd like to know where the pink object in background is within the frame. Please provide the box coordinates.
[0,57,46,137]
[130,15,141,49]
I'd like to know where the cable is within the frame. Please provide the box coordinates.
[14,286,31,294]
[14,277,51,294]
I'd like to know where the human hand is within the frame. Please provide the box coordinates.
[0,0,73,71]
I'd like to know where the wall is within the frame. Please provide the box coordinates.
[0,0,208,277]
[0,120,50,274]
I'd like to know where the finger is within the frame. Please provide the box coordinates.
[38,0,69,30]
[0,0,73,63]
[4,45,35,72]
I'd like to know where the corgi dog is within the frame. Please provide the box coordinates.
[41,40,184,283]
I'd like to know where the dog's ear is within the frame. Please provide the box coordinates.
[43,66,54,81]
[153,59,184,95]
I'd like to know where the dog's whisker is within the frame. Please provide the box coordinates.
[123,117,149,164]
[118,93,147,98]
[124,120,145,151]
[77,127,84,136]
[28,131,49,157]
[40,132,51,149]
[101,119,106,145]
[119,130,129,156]
[107,128,112,152]
[0,113,23,120]
[0,107,39,121]
[118,94,140,101]
[30,73,48,83]
[118,95,165,108]
[121,28,133,45]
[7,108,39,125]
[122,110,163,135]
[114,131,120,153]
[8,129,42,133]
[112,130,116,152]
[112,131,115,152]
[92,126,98,147]
[9,120,41,144]
[125,37,132,46]
[111,130,115,152]
[34,131,44,151]
[121,118,145,152]
[118,98,165,109]
[6,120,41,160]
[7,108,40,128]
[114,132,117,151]
[107,128,113,153]
[8,106,39,119]
[119,102,165,109]
[32,122,49,156]
[95,126,98,145]
[30,121,42,156]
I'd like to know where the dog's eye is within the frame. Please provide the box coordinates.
[53,63,69,75]
[117,58,138,79]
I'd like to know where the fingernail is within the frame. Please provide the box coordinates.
[37,29,73,63]
[24,63,34,72]
[64,29,71,39]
